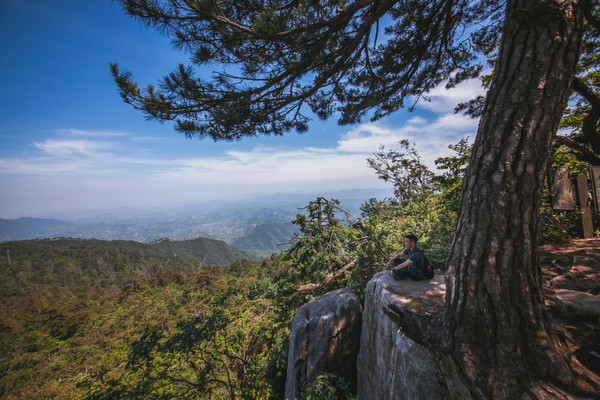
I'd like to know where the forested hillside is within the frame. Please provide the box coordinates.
[147,237,258,264]
[1,237,254,270]
[231,222,298,258]
[0,248,272,399]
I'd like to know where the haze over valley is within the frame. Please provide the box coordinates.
[0,189,388,258]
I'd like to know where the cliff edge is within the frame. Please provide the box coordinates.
[357,272,448,399]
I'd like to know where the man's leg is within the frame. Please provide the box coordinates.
[393,267,421,281]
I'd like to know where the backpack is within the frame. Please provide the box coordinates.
[422,251,434,279]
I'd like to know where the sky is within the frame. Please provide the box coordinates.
[0,0,485,219]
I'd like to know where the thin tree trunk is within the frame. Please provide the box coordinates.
[443,0,584,397]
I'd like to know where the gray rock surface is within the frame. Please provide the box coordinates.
[285,288,362,400]
[357,272,449,399]
[555,289,600,319]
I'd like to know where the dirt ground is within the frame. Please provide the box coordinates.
[540,239,600,383]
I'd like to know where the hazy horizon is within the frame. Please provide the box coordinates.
[0,187,392,220]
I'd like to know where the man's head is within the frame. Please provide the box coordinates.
[404,234,418,249]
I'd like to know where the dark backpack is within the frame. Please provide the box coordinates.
[422,251,434,279]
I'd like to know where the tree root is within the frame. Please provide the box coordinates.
[383,303,600,399]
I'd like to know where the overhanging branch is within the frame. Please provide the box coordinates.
[583,0,600,31]
[555,136,600,165]
[572,77,600,154]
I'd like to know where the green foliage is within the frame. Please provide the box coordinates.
[231,222,298,257]
[288,197,358,281]
[146,237,258,265]
[433,137,472,213]
[539,193,582,244]
[0,239,292,400]
[301,373,356,400]
[364,137,594,257]
[367,140,434,205]
[539,147,600,243]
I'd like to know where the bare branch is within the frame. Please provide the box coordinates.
[298,260,356,292]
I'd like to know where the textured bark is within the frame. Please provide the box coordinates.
[441,0,585,398]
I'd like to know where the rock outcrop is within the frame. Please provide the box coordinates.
[357,272,449,399]
[285,288,362,400]
[555,289,600,319]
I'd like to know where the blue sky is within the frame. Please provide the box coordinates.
[0,0,484,218]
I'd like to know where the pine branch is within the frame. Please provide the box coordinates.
[572,77,600,155]
[583,0,600,31]
[555,135,600,165]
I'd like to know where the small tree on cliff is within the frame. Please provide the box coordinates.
[112,0,599,397]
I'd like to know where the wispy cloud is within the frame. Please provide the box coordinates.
[33,139,116,158]
[419,78,486,114]
[150,148,382,198]
[0,157,121,176]
[336,115,477,168]
[55,128,129,137]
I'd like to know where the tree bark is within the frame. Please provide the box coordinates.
[442,0,585,398]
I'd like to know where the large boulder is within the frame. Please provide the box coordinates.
[555,289,600,319]
[357,272,449,399]
[285,288,362,400]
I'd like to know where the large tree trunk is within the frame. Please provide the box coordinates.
[443,0,584,397]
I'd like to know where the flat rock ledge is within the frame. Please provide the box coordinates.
[357,272,449,399]
[555,289,600,320]
[285,288,362,400]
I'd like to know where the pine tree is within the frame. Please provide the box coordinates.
[112,0,598,397]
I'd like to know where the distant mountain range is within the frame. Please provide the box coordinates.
[0,218,75,241]
[0,189,390,257]
[231,222,298,258]
[146,237,256,265]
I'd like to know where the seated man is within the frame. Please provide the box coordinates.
[386,234,425,281]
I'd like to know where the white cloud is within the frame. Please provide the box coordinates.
[407,116,427,125]
[154,148,383,195]
[337,123,418,153]
[420,78,486,114]
[336,115,477,169]
[2,138,159,176]
[336,78,482,157]
[33,139,116,158]
[55,129,129,137]
[0,156,120,176]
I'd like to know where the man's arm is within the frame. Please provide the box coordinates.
[392,259,413,270]
[386,252,405,268]
[392,251,422,272]
[387,249,413,269]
